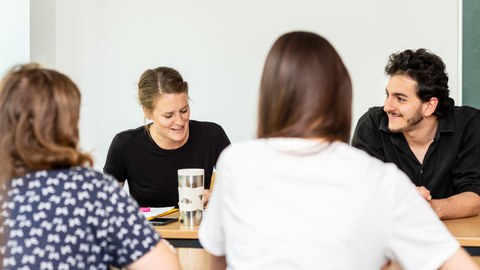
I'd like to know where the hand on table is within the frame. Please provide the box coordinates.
[416,186,432,201]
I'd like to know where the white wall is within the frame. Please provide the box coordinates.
[0,0,29,77]
[30,0,459,170]
[30,0,55,68]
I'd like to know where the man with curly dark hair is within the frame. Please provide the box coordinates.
[352,49,480,219]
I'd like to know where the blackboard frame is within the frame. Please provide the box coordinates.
[462,0,480,109]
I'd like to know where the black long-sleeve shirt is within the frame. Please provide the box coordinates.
[352,106,480,199]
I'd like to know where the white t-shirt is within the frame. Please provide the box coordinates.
[199,138,459,270]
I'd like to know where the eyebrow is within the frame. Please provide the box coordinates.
[163,104,189,115]
[385,88,409,98]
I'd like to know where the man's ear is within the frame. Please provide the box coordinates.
[423,97,439,117]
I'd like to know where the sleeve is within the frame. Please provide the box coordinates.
[103,134,128,182]
[452,112,480,195]
[198,149,230,256]
[385,166,459,270]
[213,124,231,164]
[351,108,386,161]
[98,175,161,267]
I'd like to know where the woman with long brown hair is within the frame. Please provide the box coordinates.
[0,64,180,269]
[198,31,477,270]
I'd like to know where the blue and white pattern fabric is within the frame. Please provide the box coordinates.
[0,167,161,270]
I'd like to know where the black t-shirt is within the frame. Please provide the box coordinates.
[104,120,231,207]
[351,106,480,199]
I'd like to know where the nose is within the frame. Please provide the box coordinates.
[173,113,186,125]
[383,96,394,113]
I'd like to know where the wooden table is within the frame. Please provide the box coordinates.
[443,215,480,255]
[155,214,480,268]
[154,212,207,269]
[156,212,480,255]
[154,212,201,248]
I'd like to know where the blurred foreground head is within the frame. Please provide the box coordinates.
[0,63,92,182]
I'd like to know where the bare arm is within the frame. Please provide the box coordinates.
[430,192,480,219]
[209,254,227,270]
[381,248,478,270]
[126,240,181,270]
[439,248,479,270]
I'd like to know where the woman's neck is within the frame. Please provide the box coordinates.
[148,123,189,150]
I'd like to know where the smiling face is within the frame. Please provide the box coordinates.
[145,92,190,149]
[383,74,426,133]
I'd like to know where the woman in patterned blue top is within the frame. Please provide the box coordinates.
[0,64,181,270]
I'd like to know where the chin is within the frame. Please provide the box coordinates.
[170,132,187,142]
[388,125,407,133]
[169,135,184,142]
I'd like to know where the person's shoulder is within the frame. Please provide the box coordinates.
[333,142,401,177]
[28,167,118,195]
[112,125,148,145]
[216,140,262,160]
[116,125,146,138]
[453,106,480,119]
[357,106,385,122]
[366,106,385,117]
[189,120,226,136]
[354,106,385,133]
[190,120,222,129]
[333,142,379,161]
[226,139,261,150]
[68,166,117,185]
[67,167,125,200]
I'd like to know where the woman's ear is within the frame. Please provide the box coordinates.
[143,107,151,120]
[423,97,439,117]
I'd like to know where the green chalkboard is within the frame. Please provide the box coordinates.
[463,0,480,109]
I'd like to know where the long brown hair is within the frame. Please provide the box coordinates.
[257,31,352,143]
[0,63,93,182]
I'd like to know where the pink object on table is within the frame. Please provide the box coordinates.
[140,207,151,212]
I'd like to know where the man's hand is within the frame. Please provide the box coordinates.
[416,186,432,201]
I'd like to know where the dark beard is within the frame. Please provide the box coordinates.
[388,112,423,133]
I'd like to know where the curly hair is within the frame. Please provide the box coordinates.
[385,48,451,117]
[0,63,93,182]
